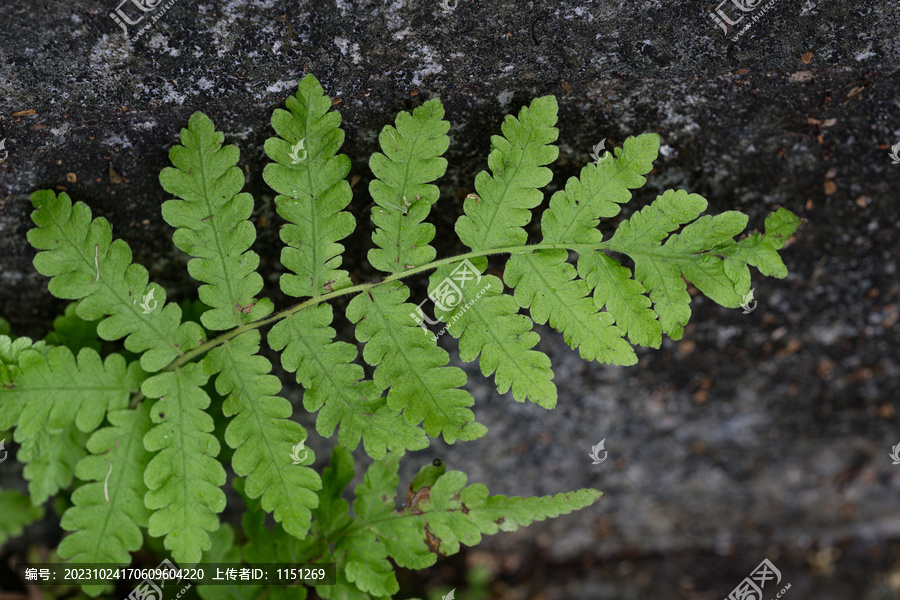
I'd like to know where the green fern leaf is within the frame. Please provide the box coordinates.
[0,334,50,409]
[417,470,602,556]
[327,450,402,597]
[578,251,662,348]
[269,304,428,458]
[142,362,227,564]
[311,447,379,600]
[367,98,450,274]
[427,265,556,406]
[263,74,355,298]
[206,329,321,540]
[159,112,272,330]
[322,449,601,597]
[8,346,142,441]
[0,489,44,545]
[662,210,751,307]
[538,134,663,347]
[44,302,101,353]
[347,282,486,444]
[719,207,802,288]
[58,404,155,592]
[541,133,660,244]
[604,189,708,339]
[455,95,559,250]
[505,250,637,365]
[27,191,204,372]
[424,96,561,406]
[19,424,88,505]
[234,478,314,600]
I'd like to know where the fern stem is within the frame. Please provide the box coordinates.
[160,242,609,373]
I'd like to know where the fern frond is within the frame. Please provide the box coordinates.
[428,265,557,406]
[0,489,44,545]
[142,362,227,564]
[19,424,88,505]
[7,346,142,442]
[415,469,602,556]
[346,282,486,444]
[504,250,637,365]
[455,95,559,251]
[235,477,315,599]
[367,98,450,274]
[541,133,660,244]
[43,302,101,353]
[425,96,560,406]
[578,251,662,347]
[536,133,664,347]
[27,191,204,372]
[319,449,601,597]
[263,74,355,298]
[719,207,802,288]
[206,329,321,540]
[58,404,154,594]
[0,334,50,408]
[269,304,428,458]
[601,189,709,339]
[159,112,271,331]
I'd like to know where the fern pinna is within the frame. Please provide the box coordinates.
[0,73,800,599]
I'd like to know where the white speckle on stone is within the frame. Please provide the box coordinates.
[161,85,188,105]
[102,134,133,150]
[501,64,515,73]
[659,143,676,158]
[135,120,157,130]
[393,27,413,41]
[50,122,73,137]
[71,13,82,23]
[266,80,299,94]
[334,37,362,64]
[497,91,515,107]
[147,34,181,57]
[222,126,256,140]
[197,77,215,91]
[799,0,818,16]
[409,44,444,87]
[854,45,875,61]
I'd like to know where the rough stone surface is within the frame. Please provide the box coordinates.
[1,0,900,598]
